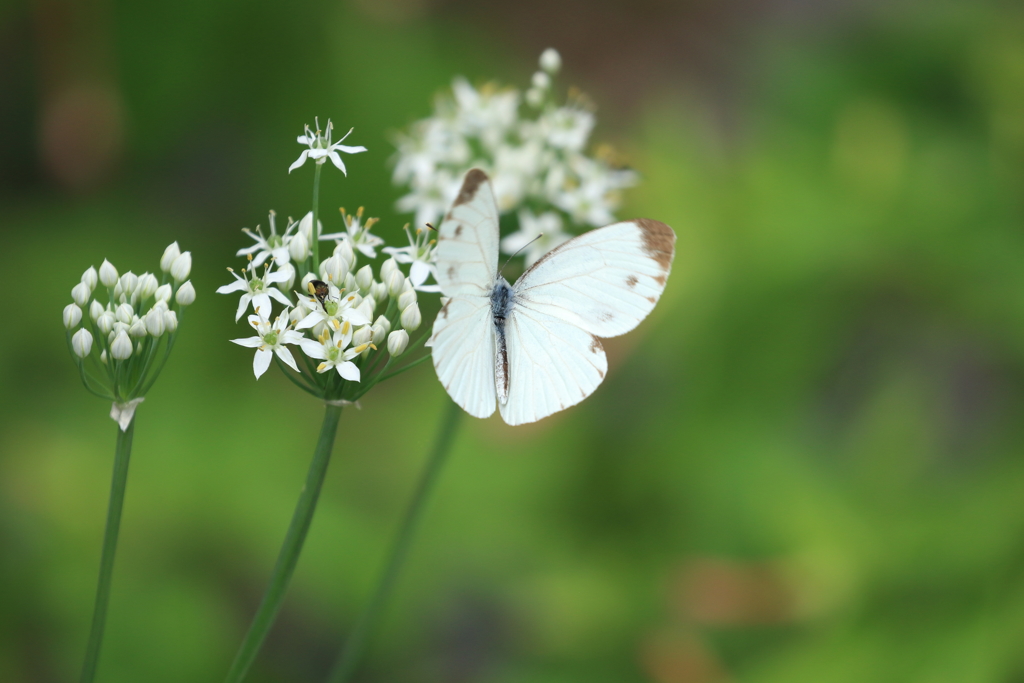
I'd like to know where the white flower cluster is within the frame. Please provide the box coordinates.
[220,121,428,401]
[64,242,194,410]
[392,47,638,266]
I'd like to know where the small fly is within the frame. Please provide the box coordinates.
[307,279,332,313]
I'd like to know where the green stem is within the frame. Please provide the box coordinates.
[223,402,343,683]
[327,400,462,683]
[80,416,136,683]
[311,163,323,275]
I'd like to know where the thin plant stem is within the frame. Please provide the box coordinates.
[223,402,343,683]
[327,400,462,683]
[311,163,323,275]
[80,416,136,683]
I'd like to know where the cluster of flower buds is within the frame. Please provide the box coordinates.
[221,129,432,402]
[64,242,195,425]
[391,47,638,266]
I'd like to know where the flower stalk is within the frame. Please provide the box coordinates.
[80,417,135,683]
[327,400,462,683]
[223,403,343,683]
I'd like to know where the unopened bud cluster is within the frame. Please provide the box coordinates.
[65,242,194,404]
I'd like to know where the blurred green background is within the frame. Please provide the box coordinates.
[4,0,1024,681]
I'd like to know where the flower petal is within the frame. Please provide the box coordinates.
[230,336,263,348]
[267,287,293,307]
[275,346,300,373]
[288,150,309,173]
[253,348,273,379]
[299,338,326,359]
[328,151,347,175]
[235,294,252,322]
[410,260,430,286]
[251,292,271,316]
[334,145,367,154]
[295,310,321,330]
[216,280,248,294]
[337,361,360,382]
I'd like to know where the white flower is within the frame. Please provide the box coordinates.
[71,282,91,307]
[383,224,442,293]
[115,302,134,324]
[395,168,461,231]
[372,315,391,343]
[170,252,192,282]
[129,318,148,338]
[500,209,570,266]
[236,211,297,267]
[72,328,93,358]
[160,242,181,272]
[110,330,133,360]
[81,266,98,290]
[89,300,105,321]
[231,308,305,380]
[176,280,196,306]
[451,77,520,150]
[154,283,172,303]
[289,118,367,174]
[97,311,115,335]
[64,303,82,329]
[99,259,118,288]
[320,206,385,259]
[400,302,422,331]
[216,263,293,322]
[299,322,367,382]
[540,48,561,74]
[540,105,594,153]
[295,283,371,335]
[288,229,309,262]
[391,118,470,187]
[319,254,349,287]
[164,310,178,333]
[387,329,409,356]
[354,265,373,293]
[398,288,417,310]
[119,272,139,297]
[136,273,159,300]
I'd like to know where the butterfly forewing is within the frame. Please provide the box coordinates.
[512,219,675,338]
[435,169,500,297]
[498,306,609,426]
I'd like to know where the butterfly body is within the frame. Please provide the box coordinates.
[428,169,675,425]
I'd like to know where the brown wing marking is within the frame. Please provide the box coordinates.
[635,218,675,271]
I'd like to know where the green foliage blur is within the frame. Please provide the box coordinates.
[3,1,1024,681]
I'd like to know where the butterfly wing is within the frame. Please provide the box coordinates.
[498,305,608,426]
[499,219,675,425]
[434,168,500,297]
[428,168,501,417]
[428,296,496,418]
[512,218,675,338]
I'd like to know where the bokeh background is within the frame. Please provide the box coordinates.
[3,0,1024,681]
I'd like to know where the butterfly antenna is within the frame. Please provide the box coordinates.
[499,234,544,276]
[424,223,436,232]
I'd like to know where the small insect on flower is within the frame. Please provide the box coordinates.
[307,279,332,313]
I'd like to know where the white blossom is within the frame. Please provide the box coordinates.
[540,48,561,74]
[164,310,178,333]
[216,263,293,322]
[89,300,105,321]
[231,308,305,380]
[71,282,91,307]
[160,242,181,272]
[175,280,196,306]
[500,209,570,266]
[170,252,192,282]
[387,329,409,356]
[298,321,366,381]
[99,260,118,288]
[64,303,82,329]
[289,118,367,174]
[400,302,422,331]
[110,330,133,360]
[236,211,298,267]
[320,206,385,259]
[145,308,165,337]
[81,266,98,290]
[383,224,441,293]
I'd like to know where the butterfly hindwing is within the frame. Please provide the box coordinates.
[428,296,497,419]
[434,169,500,297]
[498,305,608,426]
[512,219,675,339]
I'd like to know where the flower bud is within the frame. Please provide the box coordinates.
[353,324,372,347]
[99,259,118,287]
[154,283,172,303]
[289,230,309,263]
[113,281,124,300]
[526,88,544,108]
[371,315,391,343]
[299,211,322,242]
[343,272,358,294]
[333,238,354,266]
[110,330,133,359]
[170,252,192,282]
[161,242,181,272]
[356,296,375,321]
[289,305,307,325]
[109,322,128,342]
[398,288,417,310]
[401,277,414,295]
[540,47,561,74]
[72,328,94,358]
[81,266,98,290]
[136,272,159,300]
[301,271,318,292]
[119,271,139,296]
[163,309,179,333]
[116,302,134,324]
[380,258,399,283]
[100,350,108,364]
[89,300,105,321]
[370,281,388,305]
[63,303,82,329]
[532,71,551,90]
[71,282,91,307]
[151,300,169,314]
[278,263,296,292]
[145,308,166,337]
[386,269,405,298]
[97,311,115,335]
[129,318,148,338]
[400,302,422,331]
[387,329,409,356]
[320,255,346,286]
[175,280,196,306]
[355,264,374,292]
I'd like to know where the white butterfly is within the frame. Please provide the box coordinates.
[426,169,676,425]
